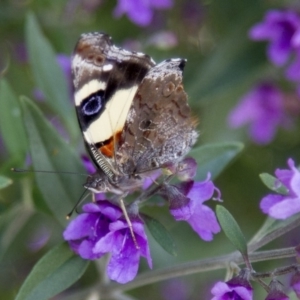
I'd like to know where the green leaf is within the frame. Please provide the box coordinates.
[15,243,89,300]
[20,96,85,226]
[0,204,33,261]
[259,173,289,195]
[190,142,244,180]
[216,205,248,256]
[0,79,27,162]
[25,12,77,140]
[0,175,12,189]
[143,214,177,256]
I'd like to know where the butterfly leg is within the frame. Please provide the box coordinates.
[119,198,140,249]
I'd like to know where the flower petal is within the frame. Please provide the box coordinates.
[63,213,98,240]
[249,116,278,144]
[187,180,215,204]
[113,0,153,26]
[233,286,253,300]
[260,194,284,214]
[187,205,220,241]
[107,237,140,283]
[211,281,232,296]
[93,231,123,254]
[268,197,300,219]
[289,163,300,196]
[78,239,103,260]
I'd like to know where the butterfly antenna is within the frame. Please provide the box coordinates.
[119,198,140,249]
[11,168,88,176]
[66,188,90,219]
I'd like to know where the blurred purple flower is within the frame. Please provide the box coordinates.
[249,10,300,66]
[81,154,96,174]
[63,200,152,283]
[146,31,178,49]
[14,42,27,63]
[162,279,191,300]
[260,158,300,219]
[142,169,161,190]
[160,175,221,241]
[211,279,253,300]
[26,225,51,252]
[165,157,197,182]
[56,54,72,88]
[176,157,197,181]
[228,83,289,144]
[113,0,173,27]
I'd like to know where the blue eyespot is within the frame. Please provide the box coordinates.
[82,92,102,116]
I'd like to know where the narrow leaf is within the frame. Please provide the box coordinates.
[0,204,33,261]
[259,173,288,195]
[25,12,77,139]
[15,243,89,300]
[143,214,177,256]
[0,79,27,162]
[190,142,244,180]
[20,96,85,226]
[0,175,12,189]
[216,205,248,256]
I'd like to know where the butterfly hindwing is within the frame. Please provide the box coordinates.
[117,59,198,175]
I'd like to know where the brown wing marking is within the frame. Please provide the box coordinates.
[117,59,198,175]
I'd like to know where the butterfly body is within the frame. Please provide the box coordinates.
[72,32,198,194]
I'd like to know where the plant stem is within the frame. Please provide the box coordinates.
[248,215,300,252]
[100,247,295,297]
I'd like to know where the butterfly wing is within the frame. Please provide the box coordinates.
[72,32,155,174]
[117,59,198,175]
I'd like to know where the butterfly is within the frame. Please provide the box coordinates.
[72,32,198,204]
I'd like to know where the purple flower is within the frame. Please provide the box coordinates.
[142,169,161,190]
[56,54,71,84]
[63,201,122,260]
[211,280,253,300]
[63,200,152,283]
[26,224,51,252]
[228,83,289,144]
[166,157,197,182]
[81,154,96,174]
[260,158,300,219]
[113,0,173,27]
[249,10,300,66]
[160,175,221,241]
[162,279,191,300]
[93,217,152,283]
[146,31,178,49]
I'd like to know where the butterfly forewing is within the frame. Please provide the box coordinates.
[72,32,155,171]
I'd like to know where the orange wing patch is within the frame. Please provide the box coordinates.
[99,131,122,158]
